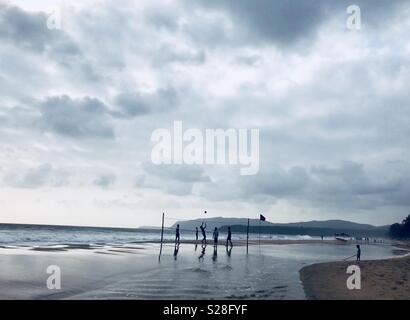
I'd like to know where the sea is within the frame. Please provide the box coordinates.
[0,223,319,246]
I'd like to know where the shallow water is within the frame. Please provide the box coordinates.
[70,243,400,300]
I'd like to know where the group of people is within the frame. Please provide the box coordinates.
[175,224,362,263]
[174,222,233,247]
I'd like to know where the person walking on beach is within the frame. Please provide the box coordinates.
[200,222,207,244]
[226,226,233,247]
[356,245,361,262]
[175,224,180,245]
[213,227,219,246]
[195,227,199,242]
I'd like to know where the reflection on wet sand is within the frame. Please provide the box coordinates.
[198,244,206,261]
[212,245,217,262]
[173,244,179,260]
[226,245,232,257]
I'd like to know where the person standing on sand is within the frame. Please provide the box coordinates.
[200,222,207,244]
[175,224,180,245]
[356,245,361,262]
[226,226,233,247]
[195,227,199,242]
[213,227,219,246]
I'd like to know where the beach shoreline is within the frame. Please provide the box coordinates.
[146,239,349,246]
[299,241,410,300]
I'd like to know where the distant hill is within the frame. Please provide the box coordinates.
[282,220,383,230]
[171,217,389,237]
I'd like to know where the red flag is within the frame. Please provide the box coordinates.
[260,214,266,221]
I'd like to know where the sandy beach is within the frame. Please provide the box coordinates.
[300,242,410,300]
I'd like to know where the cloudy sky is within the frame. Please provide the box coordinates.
[1,0,409,228]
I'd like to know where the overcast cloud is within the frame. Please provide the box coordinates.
[0,0,409,227]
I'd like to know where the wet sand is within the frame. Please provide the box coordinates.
[0,243,159,300]
[0,241,403,300]
[300,243,410,300]
[146,239,346,246]
[0,242,308,300]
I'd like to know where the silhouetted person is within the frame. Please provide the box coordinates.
[213,227,219,246]
[175,224,180,245]
[195,227,199,242]
[173,243,179,260]
[226,226,233,247]
[195,243,198,251]
[321,235,324,241]
[200,222,207,244]
[356,245,361,262]
[199,244,206,261]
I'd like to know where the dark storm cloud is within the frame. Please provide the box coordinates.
[2,163,68,189]
[197,0,327,46]
[3,87,180,140]
[111,93,151,118]
[2,96,115,139]
[137,163,211,196]
[143,2,182,32]
[111,88,179,118]
[0,4,104,86]
[0,4,80,55]
[37,95,115,139]
[308,162,407,202]
[192,0,407,46]
[199,161,410,211]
